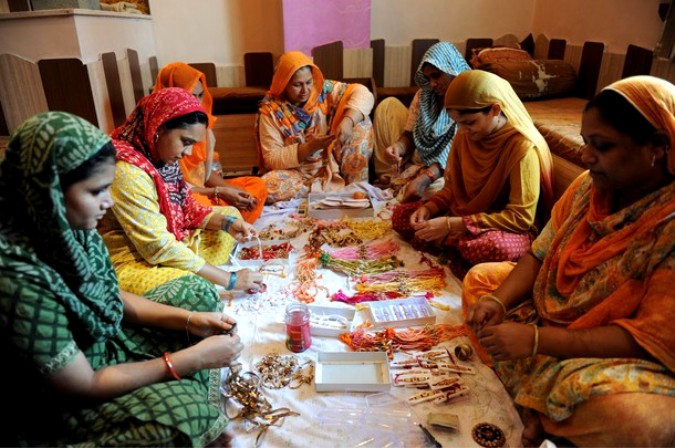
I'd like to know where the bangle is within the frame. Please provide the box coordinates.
[226,271,237,290]
[480,293,507,315]
[446,217,453,234]
[343,115,355,127]
[185,312,193,343]
[531,325,540,357]
[222,216,236,233]
[163,352,181,380]
[214,186,220,200]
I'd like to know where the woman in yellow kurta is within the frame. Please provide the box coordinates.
[464,75,675,447]
[153,62,267,223]
[99,87,264,296]
[393,70,554,279]
[257,51,375,203]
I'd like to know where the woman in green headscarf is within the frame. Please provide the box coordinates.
[0,112,241,446]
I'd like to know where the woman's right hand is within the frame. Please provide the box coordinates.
[300,134,336,160]
[192,333,244,369]
[384,143,404,165]
[409,205,430,225]
[465,299,505,333]
[233,268,265,294]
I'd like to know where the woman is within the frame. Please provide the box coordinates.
[464,75,675,447]
[98,88,264,296]
[373,42,471,202]
[0,112,242,446]
[393,70,554,279]
[256,50,375,203]
[154,62,268,223]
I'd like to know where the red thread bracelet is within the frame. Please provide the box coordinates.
[163,352,181,380]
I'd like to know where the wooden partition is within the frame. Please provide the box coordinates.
[38,58,98,126]
[101,52,127,128]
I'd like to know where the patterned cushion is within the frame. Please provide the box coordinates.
[479,59,577,100]
[470,46,531,68]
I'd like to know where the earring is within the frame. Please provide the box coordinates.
[154,133,159,143]
[651,153,656,167]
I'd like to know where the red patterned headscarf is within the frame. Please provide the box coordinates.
[110,87,211,241]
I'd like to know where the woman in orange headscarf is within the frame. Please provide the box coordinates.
[463,75,675,447]
[256,51,375,203]
[154,62,267,223]
[393,70,554,279]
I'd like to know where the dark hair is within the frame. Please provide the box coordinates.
[584,89,657,145]
[160,111,208,131]
[452,104,493,115]
[60,141,116,190]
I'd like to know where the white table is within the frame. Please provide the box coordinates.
[220,200,523,448]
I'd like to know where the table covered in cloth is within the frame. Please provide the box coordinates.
[217,197,524,448]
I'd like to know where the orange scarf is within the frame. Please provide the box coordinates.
[153,62,217,188]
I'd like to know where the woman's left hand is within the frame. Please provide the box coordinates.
[187,312,238,338]
[335,118,355,147]
[477,322,536,361]
[228,219,258,242]
[413,216,450,243]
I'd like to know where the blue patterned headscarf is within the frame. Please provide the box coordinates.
[412,42,471,167]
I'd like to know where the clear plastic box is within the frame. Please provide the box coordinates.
[367,297,436,328]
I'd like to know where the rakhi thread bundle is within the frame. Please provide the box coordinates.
[258,216,315,240]
[331,289,403,304]
[288,254,328,303]
[319,240,404,275]
[339,323,470,357]
[355,267,447,295]
[341,217,392,241]
[237,241,294,261]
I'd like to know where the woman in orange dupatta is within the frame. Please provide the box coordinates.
[154,62,267,223]
[463,75,675,447]
[256,51,375,203]
[393,70,554,279]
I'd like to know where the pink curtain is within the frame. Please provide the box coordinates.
[282,0,371,55]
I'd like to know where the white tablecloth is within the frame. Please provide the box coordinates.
[219,199,523,448]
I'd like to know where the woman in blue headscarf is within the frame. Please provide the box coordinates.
[373,42,470,202]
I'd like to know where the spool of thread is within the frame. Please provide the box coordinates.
[454,343,473,361]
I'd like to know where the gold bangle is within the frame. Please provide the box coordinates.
[531,325,540,357]
[185,312,193,344]
[446,217,453,233]
[480,293,507,315]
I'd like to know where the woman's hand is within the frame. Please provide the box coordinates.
[477,322,536,361]
[187,311,238,338]
[299,134,336,161]
[400,174,431,203]
[410,206,431,225]
[228,218,258,242]
[234,268,266,294]
[217,185,258,211]
[335,118,355,147]
[384,142,405,165]
[192,333,244,369]
[412,216,450,243]
[465,299,505,333]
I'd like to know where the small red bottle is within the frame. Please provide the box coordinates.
[285,302,312,353]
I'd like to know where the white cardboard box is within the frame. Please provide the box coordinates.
[306,192,374,220]
[315,352,391,392]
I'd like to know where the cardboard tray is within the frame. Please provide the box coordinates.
[315,352,392,392]
[367,297,436,328]
[231,239,295,268]
[306,192,374,220]
[307,304,356,337]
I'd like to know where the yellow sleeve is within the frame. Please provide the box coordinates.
[110,162,206,272]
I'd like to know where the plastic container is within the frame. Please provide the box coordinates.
[285,302,312,353]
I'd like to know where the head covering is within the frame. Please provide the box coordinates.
[602,75,675,174]
[412,42,471,167]
[444,70,554,215]
[265,50,326,115]
[111,88,211,241]
[153,62,217,188]
[0,112,122,343]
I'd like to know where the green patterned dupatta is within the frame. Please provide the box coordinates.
[0,112,123,353]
